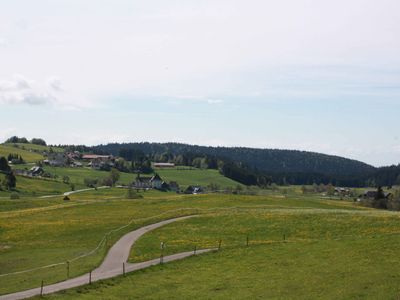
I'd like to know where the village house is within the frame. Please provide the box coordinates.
[135,176,152,189]
[361,190,393,200]
[152,162,175,168]
[334,187,352,197]
[134,174,164,189]
[70,161,83,168]
[29,166,44,177]
[82,154,114,161]
[185,185,204,194]
[46,153,67,167]
[82,154,114,170]
[66,151,81,160]
[14,166,44,177]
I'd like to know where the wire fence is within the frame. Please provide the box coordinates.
[1,205,399,278]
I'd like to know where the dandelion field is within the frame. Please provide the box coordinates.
[2,190,400,299]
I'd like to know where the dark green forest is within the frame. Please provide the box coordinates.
[58,142,400,187]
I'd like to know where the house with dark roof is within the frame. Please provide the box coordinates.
[135,176,152,189]
[184,185,204,194]
[134,174,164,189]
[150,174,163,189]
[362,190,393,200]
[29,166,44,177]
[48,153,66,167]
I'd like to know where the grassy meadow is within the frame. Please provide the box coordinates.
[155,167,244,189]
[41,166,135,186]
[1,165,244,198]
[0,175,75,197]
[37,234,400,300]
[0,191,355,295]
[3,143,64,153]
[3,187,400,299]
[1,163,399,299]
[0,144,44,163]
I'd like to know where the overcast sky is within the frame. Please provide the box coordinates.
[1,0,399,166]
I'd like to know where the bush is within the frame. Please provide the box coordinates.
[125,188,143,199]
[31,138,47,146]
[10,192,20,199]
[84,178,98,188]
[101,177,113,187]
[63,196,70,201]
[63,176,70,184]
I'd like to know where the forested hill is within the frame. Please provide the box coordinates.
[93,142,376,177]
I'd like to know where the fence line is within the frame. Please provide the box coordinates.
[1,205,398,278]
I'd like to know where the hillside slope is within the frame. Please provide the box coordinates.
[94,142,376,177]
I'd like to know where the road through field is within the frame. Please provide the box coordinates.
[0,216,214,300]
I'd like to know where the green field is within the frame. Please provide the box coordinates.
[1,166,399,299]
[3,188,400,299]
[0,144,44,163]
[0,167,135,197]
[41,166,135,186]
[1,175,77,197]
[39,234,400,300]
[156,167,244,189]
[1,165,243,198]
[4,143,64,153]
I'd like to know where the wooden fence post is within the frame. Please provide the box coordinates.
[246,235,249,247]
[89,271,92,284]
[67,261,70,278]
[194,245,197,255]
[40,280,44,297]
[160,242,165,264]
[218,239,222,250]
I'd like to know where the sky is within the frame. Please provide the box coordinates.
[0,0,399,167]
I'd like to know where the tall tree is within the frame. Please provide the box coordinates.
[0,157,11,172]
[4,172,16,190]
[110,168,120,186]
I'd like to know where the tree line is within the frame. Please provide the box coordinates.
[5,136,47,146]
[89,142,400,187]
[6,138,398,188]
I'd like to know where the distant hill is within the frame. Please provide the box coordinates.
[92,142,377,186]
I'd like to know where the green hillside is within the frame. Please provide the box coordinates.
[0,165,242,198]
[4,143,64,153]
[41,166,135,186]
[0,144,44,163]
[155,167,243,189]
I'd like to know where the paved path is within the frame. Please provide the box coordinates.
[0,216,214,300]
[39,186,111,199]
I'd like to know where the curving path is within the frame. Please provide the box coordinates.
[0,216,215,300]
[39,186,111,198]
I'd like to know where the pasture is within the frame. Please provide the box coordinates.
[156,167,244,189]
[0,144,44,163]
[0,164,244,198]
[3,189,400,299]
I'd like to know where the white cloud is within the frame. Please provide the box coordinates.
[0,75,56,105]
[46,76,63,91]
[0,74,30,90]
[0,75,91,109]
